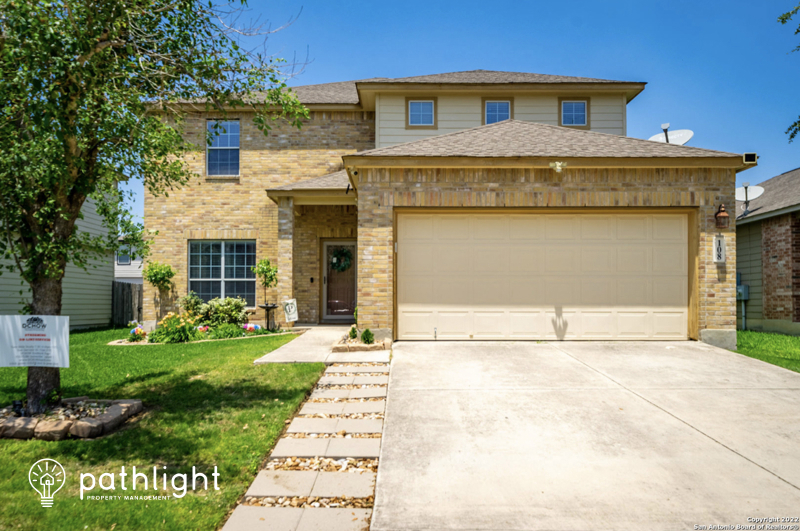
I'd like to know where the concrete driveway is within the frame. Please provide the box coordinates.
[372,341,800,531]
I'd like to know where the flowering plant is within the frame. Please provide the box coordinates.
[148,312,201,343]
[242,323,261,333]
[128,326,147,342]
[196,325,210,333]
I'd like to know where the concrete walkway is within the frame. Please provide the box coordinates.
[254,325,390,364]
[372,341,800,531]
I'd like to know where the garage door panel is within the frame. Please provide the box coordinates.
[434,245,472,273]
[509,311,546,338]
[509,247,544,272]
[509,215,543,240]
[437,216,470,240]
[545,216,579,240]
[474,244,509,273]
[437,311,471,339]
[581,215,614,240]
[472,215,507,240]
[397,212,688,340]
[435,277,473,305]
[546,248,579,273]
[474,311,507,338]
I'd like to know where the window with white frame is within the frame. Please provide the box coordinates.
[206,120,240,176]
[485,101,511,124]
[117,246,131,265]
[188,241,256,306]
[408,100,435,126]
[561,101,587,126]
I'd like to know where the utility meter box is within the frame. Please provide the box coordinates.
[736,285,750,301]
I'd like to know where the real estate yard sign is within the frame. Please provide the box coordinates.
[282,299,298,323]
[0,316,69,368]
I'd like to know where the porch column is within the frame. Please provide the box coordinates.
[277,197,294,328]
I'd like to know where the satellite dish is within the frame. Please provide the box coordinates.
[648,129,694,145]
[735,185,764,203]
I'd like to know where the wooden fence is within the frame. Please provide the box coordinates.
[112,281,143,326]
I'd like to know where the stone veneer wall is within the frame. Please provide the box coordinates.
[354,166,736,342]
[143,111,374,326]
[293,205,358,323]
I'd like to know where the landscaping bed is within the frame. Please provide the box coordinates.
[332,325,392,352]
[0,327,323,530]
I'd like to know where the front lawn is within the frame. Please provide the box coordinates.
[737,330,800,374]
[0,328,324,530]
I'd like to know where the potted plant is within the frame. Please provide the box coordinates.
[252,258,279,330]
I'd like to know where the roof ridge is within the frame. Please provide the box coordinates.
[355,120,515,155]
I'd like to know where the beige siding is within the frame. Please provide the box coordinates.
[736,221,763,324]
[0,198,113,328]
[376,93,626,148]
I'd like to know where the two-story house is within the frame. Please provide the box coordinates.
[143,69,755,349]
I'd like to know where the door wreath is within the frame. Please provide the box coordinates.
[330,246,353,272]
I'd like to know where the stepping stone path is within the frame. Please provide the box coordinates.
[222,362,390,531]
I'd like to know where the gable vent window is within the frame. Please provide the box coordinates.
[408,101,435,126]
[561,101,587,126]
[207,120,240,176]
[485,101,511,124]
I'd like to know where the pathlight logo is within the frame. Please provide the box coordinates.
[29,459,66,507]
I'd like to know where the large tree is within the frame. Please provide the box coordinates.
[780,4,800,141]
[0,0,307,413]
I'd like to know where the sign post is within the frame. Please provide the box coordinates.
[0,316,69,368]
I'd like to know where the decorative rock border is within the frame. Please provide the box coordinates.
[107,329,305,346]
[0,398,143,441]
[331,337,392,353]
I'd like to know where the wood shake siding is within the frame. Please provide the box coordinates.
[143,111,375,324]
[354,167,736,339]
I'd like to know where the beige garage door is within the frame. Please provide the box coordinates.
[397,212,688,340]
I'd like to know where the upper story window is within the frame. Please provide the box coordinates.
[407,99,436,128]
[485,100,511,124]
[189,240,256,306]
[207,120,240,176]
[117,246,131,265]
[560,100,588,127]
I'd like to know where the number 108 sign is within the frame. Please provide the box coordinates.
[713,235,726,264]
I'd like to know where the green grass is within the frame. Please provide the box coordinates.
[0,328,324,531]
[737,330,800,373]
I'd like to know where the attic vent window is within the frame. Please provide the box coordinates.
[485,101,510,124]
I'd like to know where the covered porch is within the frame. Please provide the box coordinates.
[267,170,359,326]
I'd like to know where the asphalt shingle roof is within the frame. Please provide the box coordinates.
[736,167,800,221]
[351,120,738,159]
[268,170,350,191]
[290,70,643,105]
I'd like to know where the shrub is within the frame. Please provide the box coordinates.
[200,297,248,327]
[361,328,374,345]
[177,291,204,315]
[143,261,176,291]
[210,323,245,340]
[149,312,201,344]
[349,326,358,339]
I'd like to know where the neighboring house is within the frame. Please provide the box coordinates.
[736,167,800,334]
[114,242,143,284]
[143,69,755,349]
[0,199,113,329]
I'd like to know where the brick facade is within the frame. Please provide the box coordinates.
[142,111,375,326]
[354,166,737,339]
[761,213,800,323]
[293,205,358,322]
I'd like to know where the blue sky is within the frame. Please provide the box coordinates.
[122,0,800,220]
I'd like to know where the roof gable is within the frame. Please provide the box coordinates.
[736,167,800,222]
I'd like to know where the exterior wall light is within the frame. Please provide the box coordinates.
[715,204,730,229]
[549,162,567,173]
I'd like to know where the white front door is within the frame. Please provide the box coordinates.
[396,212,689,340]
[323,241,357,320]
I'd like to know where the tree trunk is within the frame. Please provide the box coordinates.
[26,276,63,415]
